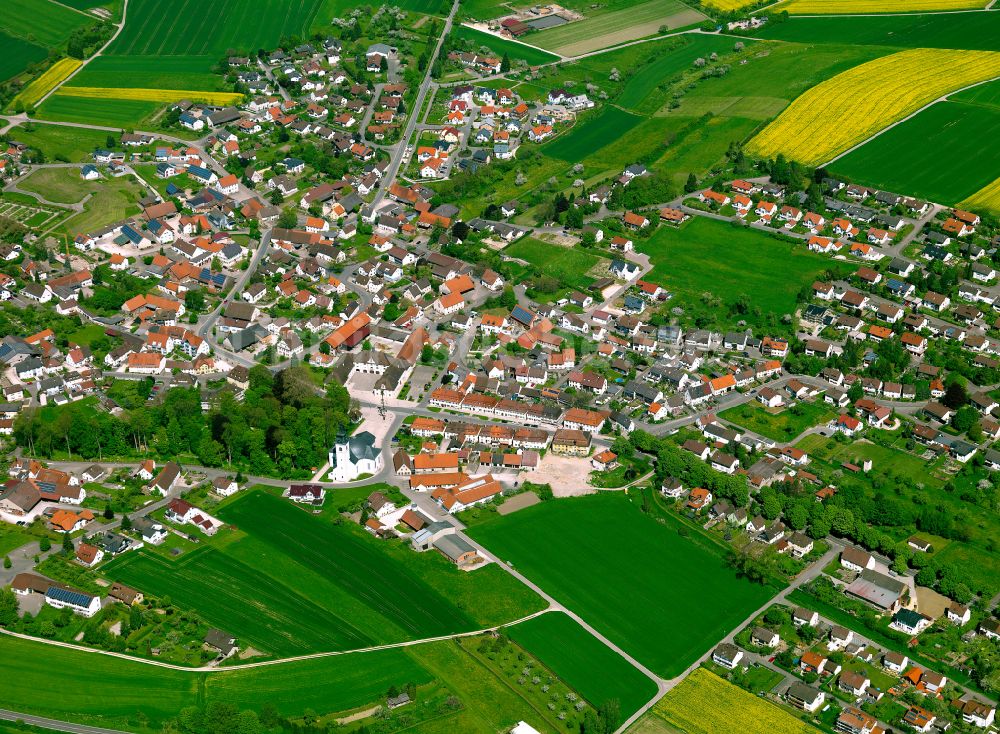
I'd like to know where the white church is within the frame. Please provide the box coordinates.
[328,428,382,482]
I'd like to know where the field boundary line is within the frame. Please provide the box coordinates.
[823,71,1000,167]
[41,0,95,19]
[0,608,555,673]
[36,0,132,108]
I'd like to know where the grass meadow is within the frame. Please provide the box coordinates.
[719,401,835,442]
[616,34,744,113]
[8,124,118,162]
[468,493,779,677]
[636,217,837,321]
[507,612,658,721]
[503,237,608,291]
[833,100,1000,205]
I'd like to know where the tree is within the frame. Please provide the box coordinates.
[684,172,698,193]
[500,52,511,73]
[103,503,114,520]
[278,207,297,229]
[2,556,9,569]
[39,537,51,552]
[62,532,74,554]
[0,587,18,626]
[121,514,132,531]
[943,380,968,409]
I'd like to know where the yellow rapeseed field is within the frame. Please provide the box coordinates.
[58,86,243,105]
[14,58,82,107]
[773,0,985,12]
[654,668,820,734]
[960,177,1000,215]
[747,48,1000,166]
[703,0,761,11]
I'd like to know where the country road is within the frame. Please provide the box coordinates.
[0,710,131,734]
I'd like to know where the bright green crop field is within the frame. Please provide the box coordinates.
[755,12,1000,51]
[107,0,321,58]
[832,100,1000,205]
[0,32,48,84]
[0,633,429,729]
[4,0,93,49]
[469,493,779,677]
[71,55,228,92]
[36,94,161,128]
[508,612,658,721]
[106,491,543,657]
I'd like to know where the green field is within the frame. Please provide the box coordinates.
[719,401,836,442]
[504,237,608,291]
[617,35,745,113]
[796,434,941,487]
[107,546,375,655]
[832,100,1000,205]
[755,12,1000,51]
[36,94,161,128]
[507,612,658,721]
[0,633,429,729]
[106,491,543,657]
[0,525,35,557]
[468,493,779,677]
[544,106,643,161]
[71,55,228,92]
[952,77,1000,109]
[60,177,145,236]
[19,167,98,204]
[108,0,321,58]
[4,0,93,49]
[530,0,707,56]
[68,323,111,347]
[9,123,117,162]
[451,25,560,66]
[637,217,837,322]
[0,31,48,84]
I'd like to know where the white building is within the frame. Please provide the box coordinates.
[328,428,383,482]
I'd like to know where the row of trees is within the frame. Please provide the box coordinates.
[14,366,353,479]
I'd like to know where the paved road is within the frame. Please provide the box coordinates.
[370,0,459,210]
[35,0,132,108]
[0,710,131,734]
[0,607,553,673]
